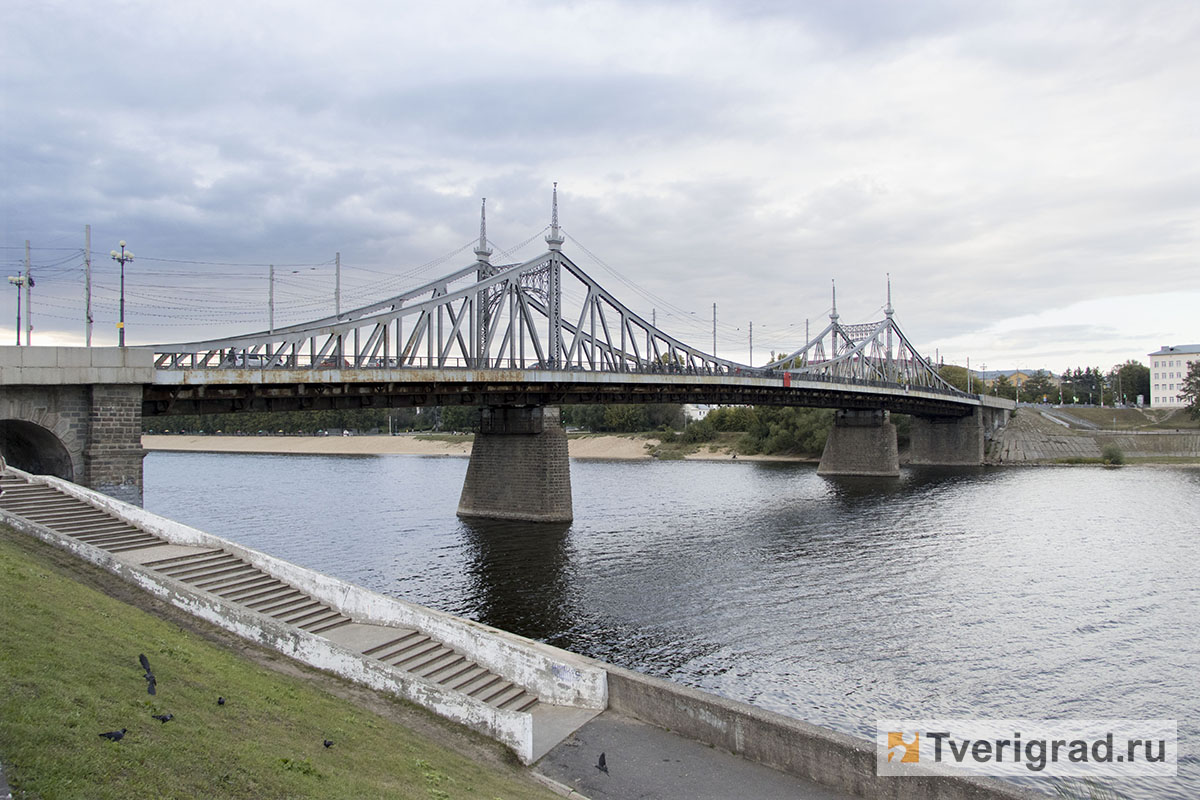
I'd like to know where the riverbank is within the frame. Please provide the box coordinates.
[143,433,815,462]
[0,523,562,800]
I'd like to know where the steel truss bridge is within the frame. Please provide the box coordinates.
[144,191,1001,419]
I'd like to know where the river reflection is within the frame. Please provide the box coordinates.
[457,518,575,644]
[145,453,1199,799]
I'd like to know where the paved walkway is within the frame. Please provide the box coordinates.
[535,711,849,800]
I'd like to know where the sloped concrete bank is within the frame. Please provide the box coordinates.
[0,468,1045,799]
[991,409,1200,463]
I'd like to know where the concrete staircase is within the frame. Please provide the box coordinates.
[0,472,541,717]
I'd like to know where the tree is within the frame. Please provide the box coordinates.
[1181,361,1200,420]
[937,364,971,393]
[1022,370,1056,404]
[990,374,1017,400]
[1109,360,1150,405]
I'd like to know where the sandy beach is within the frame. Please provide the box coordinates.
[144,433,663,460]
[141,433,809,462]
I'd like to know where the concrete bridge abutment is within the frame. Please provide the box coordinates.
[457,406,573,523]
[0,347,150,505]
[817,409,900,477]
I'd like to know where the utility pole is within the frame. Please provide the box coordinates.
[7,276,26,345]
[24,241,32,344]
[712,302,717,357]
[269,264,275,335]
[85,225,93,346]
[335,251,341,317]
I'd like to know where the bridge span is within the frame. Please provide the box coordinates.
[0,190,1013,516]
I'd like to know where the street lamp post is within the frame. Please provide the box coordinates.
[110,241,134,346]
[7,276,27,345]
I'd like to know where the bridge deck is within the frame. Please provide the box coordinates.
[146,366,1011,418]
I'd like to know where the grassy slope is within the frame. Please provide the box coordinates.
[0,526,558,800]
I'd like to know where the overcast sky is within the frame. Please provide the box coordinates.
[2,0,1197,372]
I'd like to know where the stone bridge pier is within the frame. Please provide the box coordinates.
[819,405,1012,476]
[817,408,900,477]
[457,406,573,523]
[0,347,150,505]
[909,405,1010,466]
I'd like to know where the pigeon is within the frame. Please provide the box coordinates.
[217,696,226,706]
[139,653,156,696]
[99,728,126,742]
[323,739,334,748]
[596,751,608,774]
[152,713,174,724]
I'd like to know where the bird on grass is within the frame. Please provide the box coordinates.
[152,713,174,724]
[99,729,126,742]
[217,696,226,706]
[138,653,156,696]
[323,739,334,748]
[596,751,608,774]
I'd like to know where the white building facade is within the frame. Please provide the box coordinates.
[1148,344,1200,407]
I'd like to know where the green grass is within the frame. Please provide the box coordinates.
[0,527,557,800]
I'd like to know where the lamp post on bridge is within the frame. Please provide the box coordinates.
[109,240,134,346]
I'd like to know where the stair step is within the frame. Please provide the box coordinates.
[158,555,243,578]
[412,652,465,678]
[473,679,513,704]
[362,631,421,657]
[488,684,528,709]
[456,671,502,696]
[190,565,259,587]
[191,568,268,593]
[297,611,347,631]
[444,666,489,691]
[401,646,455,673]
[428,658,478,685]
[107,540,169,553]
[274,602,328,624]
[386,639,440,667]
[249,592,308,614]
[143,549,227,567]
[218,578,285,600]
[307,617,353,635]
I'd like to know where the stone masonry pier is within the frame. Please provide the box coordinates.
[818,409,900,477]
[458,406,573,523]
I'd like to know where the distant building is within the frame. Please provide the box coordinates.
[1148,344,1200,407]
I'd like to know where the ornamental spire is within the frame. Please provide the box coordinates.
[885,273,893,318]
[830,279,839,322]
[546,182,564,251]
[474,198,492,263]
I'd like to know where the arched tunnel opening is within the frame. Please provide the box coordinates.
[0,419,74,480]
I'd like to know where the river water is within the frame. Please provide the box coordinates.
[144,452,1198,798]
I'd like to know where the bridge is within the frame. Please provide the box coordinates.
[0,188,1013,518]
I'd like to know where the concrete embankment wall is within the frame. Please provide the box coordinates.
[1,470,606,763]
[993,409,1200,462]
[603,666,1045,800]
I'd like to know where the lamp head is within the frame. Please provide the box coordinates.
[119,240,126,248]
[110,250,119,258]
